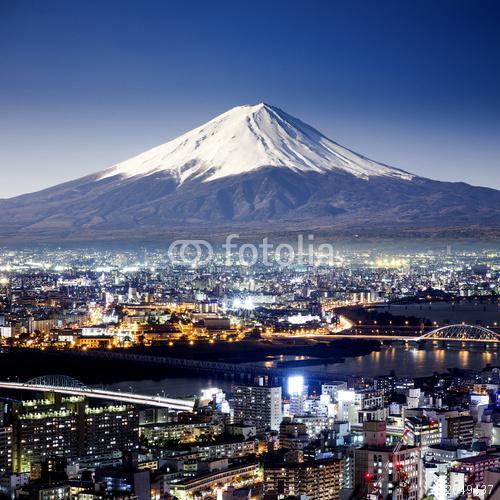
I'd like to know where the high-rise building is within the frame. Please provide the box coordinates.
[233,384,282,432]
[0,425,12,473]
[355,389,386,423]
[321,382,347,402]
[404,416,441,450]
[288,375,306,416]
[84,404,139,456]
[405,408,474,448]
[422,461,448,500]
[11,396,82,472]
[279,418,309,450]
[373,375,396,393]
[406,388,422,409]
[449,452,500,495]
[264,450,343,500]
[336,389,356,423]
[354,445,420,500]
[354,421,420,499]
[9,393,139,473]
[446,415,474,447]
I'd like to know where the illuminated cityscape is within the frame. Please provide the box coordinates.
[0,246,498,498]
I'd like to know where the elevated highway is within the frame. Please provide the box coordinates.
[0,375,195,411]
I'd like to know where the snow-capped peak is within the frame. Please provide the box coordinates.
[99,103,414,183]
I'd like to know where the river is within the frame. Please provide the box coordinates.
[105,346,499,397]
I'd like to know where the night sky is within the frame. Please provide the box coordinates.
[1,0,499,196]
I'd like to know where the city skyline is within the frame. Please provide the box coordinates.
[0,243,498,498]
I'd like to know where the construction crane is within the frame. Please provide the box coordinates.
[366,428,410,500]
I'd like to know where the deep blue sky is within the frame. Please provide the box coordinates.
[1,0,499,197]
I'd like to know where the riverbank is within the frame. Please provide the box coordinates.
[0,338,379,385]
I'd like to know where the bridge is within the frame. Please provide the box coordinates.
[332,324,499,343]
[418,324,499,342]
[0,375,195,411]
[62,348,300,378]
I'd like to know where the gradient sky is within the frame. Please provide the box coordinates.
[1,0,499,198]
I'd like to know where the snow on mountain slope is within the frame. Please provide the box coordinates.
[99,103,414,184]
[2,102,498,242]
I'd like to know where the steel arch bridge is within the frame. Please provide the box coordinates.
[26,374,88,389]
[418,324,500,343]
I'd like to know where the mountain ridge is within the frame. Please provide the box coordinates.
[0,103,498,242]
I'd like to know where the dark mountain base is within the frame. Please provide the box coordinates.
[0,168,498,243]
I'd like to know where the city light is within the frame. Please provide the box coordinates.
[0,4,498,499]
[288,375,304,396]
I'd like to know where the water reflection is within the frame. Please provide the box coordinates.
[105,347,499,398]
[311,347,499,378]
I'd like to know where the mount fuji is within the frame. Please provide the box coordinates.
[0,103,498,242]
